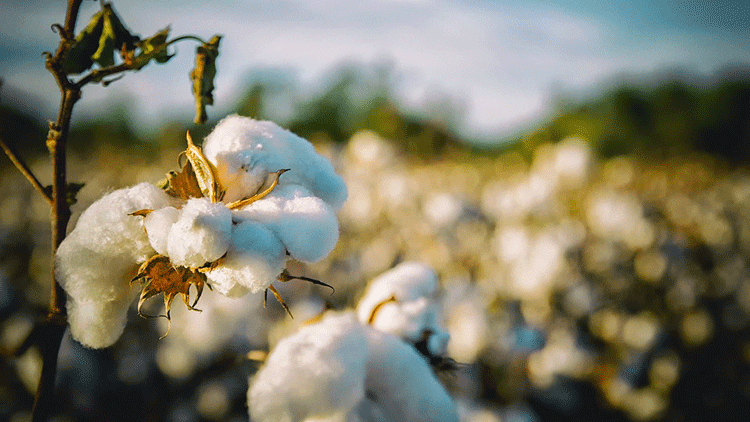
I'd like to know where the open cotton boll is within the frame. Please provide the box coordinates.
[248,312,368,422]
[144,206,179,256]
[67,296,134,349]
[362,328,459,422]
[167,198,232,268]
[57,183,175,305]
[206,220,286,295]
[356,262,438,324]
[234,184,339,263]
[202,115,348,209]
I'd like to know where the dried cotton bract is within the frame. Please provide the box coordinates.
[56,115,347,348]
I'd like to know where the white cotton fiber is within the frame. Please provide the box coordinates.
[356,262,438,324]
[56,183,175,348]
[234,184,339,263]
[248,312,368,422]
[144,206,179,256]
[202,115,348,209]
[166,198,232,268]
[356,262,451,356]
[66,295,133,349]
[362,328,459,422]
[206,220,286,294]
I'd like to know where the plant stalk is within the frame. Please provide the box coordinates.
[31,1,84,420]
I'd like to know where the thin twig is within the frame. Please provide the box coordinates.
[0,136,52,204]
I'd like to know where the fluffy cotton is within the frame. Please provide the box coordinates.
[165,198,232,268]
[202,115,348,209]
[361,328,459,422]
[206,220,287,295]
[249,312,369,422]
[248,312,459,422]
[234,184,339,263]
[56,183,176,348]
[356,262,450,355]
[144,206,180,256]
[56,116,348,349]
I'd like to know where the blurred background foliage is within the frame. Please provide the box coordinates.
[2,63,750,421]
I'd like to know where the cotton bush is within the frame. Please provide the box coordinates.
[55,116,347,348]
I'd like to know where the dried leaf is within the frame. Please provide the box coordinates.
[185,131,222,202]
[190,35,221,124]
[164,160,204,200]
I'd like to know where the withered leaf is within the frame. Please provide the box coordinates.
[164,160,204,200]
[190,35,221,124]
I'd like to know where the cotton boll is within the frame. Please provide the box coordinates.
[248,312,368,422]
[67,295,134,348]
[167,198,232,268]
[202,115,348,209]
[362,328,459,422]
[234,184,339,263]
[144,206,179,256]
[356,262,438,325]
[206,220,286,294]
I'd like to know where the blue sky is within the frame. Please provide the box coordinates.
[1,0,749,140]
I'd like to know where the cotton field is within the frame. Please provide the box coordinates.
[1,126,749,421]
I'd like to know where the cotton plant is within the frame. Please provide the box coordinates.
[249,262,459,422]
[56,115,347,348]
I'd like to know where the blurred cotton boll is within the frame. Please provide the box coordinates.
[356,262,450,354]
[248,311,459,422]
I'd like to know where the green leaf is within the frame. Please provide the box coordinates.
[190,35,221,124]
[62,8,105,74]
[66,182,85,206]
[42,182,85,206]
[92,12,116,67]
[92,3,139,68]
[63,2,139,74]
[127,27,173,70]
